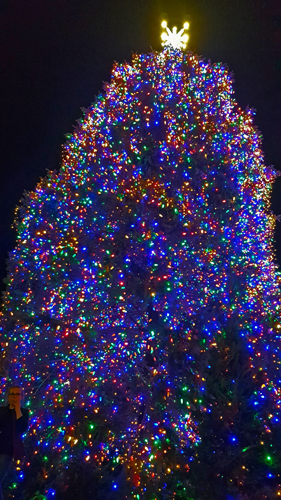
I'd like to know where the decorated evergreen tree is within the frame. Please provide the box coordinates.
[1,22,281,500]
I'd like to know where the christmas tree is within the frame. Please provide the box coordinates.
[1,22,281,500]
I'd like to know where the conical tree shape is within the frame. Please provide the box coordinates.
[1,48,281,500]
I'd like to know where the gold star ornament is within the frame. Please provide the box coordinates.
[161,21,189,50]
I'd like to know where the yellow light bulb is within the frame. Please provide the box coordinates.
[161,20,167,28]
[184,22,189,29]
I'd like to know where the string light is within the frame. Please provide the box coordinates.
[0,45,281,499]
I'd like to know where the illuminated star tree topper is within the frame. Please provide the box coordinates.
[161,20,190,49]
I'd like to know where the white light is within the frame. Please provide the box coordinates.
[160,21,190,50]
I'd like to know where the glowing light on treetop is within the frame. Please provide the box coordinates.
[161,20,190,50]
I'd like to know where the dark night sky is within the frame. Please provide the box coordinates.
[0,0,281,293]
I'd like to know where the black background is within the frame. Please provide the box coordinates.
[0,0,281,293]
